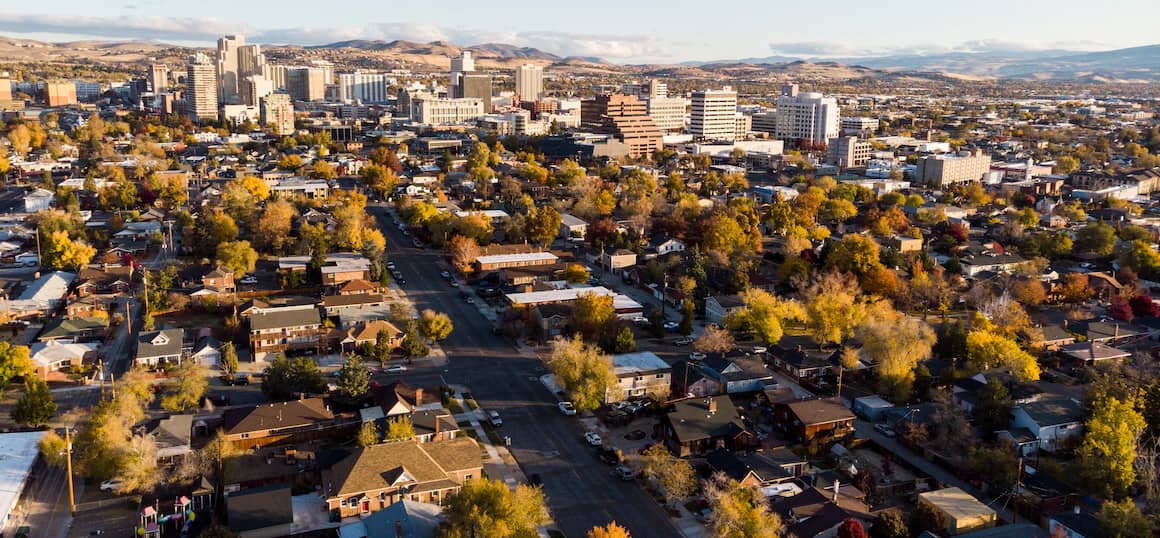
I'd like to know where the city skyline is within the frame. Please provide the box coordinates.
[0,0,1158,64]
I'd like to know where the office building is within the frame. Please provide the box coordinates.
[260,93,295,136]
[186,54,219,122]
[645,97,688,132]
[515,64,544,101]
[580,94,663,158]
[45,82,77,107]
[690,87,738,142]
[238,45,266,80]
[411,97,485,125]
[734,114,751,139]
[286,67,327,102]
[449,51,474,97]
[915,151,992,186]
[458,74,492,112]
[826,136,873,169]
[840,116,879,134]
[623,79,666,99]
[148,64,168,93]
[337,71,391,103]
[774,83,839,144]
[216,35,245,104]
[750,111,778,134]
[74,82,101,101]
[0,75,11,107]
[265,64,287,91]
[240,75,273,107]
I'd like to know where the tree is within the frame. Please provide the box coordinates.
[725,289,804,345]
[679,299,695,336]
[966,329,1040,381]
[526,205,562,246]
[857,303,936,402]
[1097,498,1152,538]
[161,362,209,412]
[573,292,615,337]
[418,310,454,341]
[220,342,238,375]
[335,356,371,402]
[374,329,394,365]
[612,326,636,354]
[1079,397,1144,499]
[824,234,883,279]
[972,378,1013,439]
[441,478,549,538]
[41,229,96,270]
[255,200,296,254]
[1131,295,1160,318]
[1074,222,1117,256]
[702,473,781,538]
[694,325,736,354]
[386,416,416,441]
[1119,239,1160,280]
[215,240,259,276]
[361,163,400,198]
[641,444,696,506]
[588,522,630,538]
[868,511,908,538]
[0,343,33,388]
[548,336,615,411]
[1057,272,1092,305]
[909,500,949,536]
[261,356,327,400]
[400,322,430,359]
[450,236,481,274]
[38,431,68,468]
[309,159,337,179]
[561,264,589,283]
[1011,279,1047,306]
[1054,155,1080,175]
[836,519,868,538]
[803,272,869,346]
[12,377,57,427]
[357,421,379,447]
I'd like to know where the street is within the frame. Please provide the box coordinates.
[369,205,679,538]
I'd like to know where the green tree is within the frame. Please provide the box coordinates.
[1079,397,1145,499]
[374,329,394,365]
[702,473,781,538]
[215,240,259,276]
[220,342,238,375]
[160,362,209,412]
[12,377,58,427]
[386,416,416,441]
[679,299,695,336]
[440,478,549,538]
[868,511,908,538]
[418,309,454,341]
[725,289,804,345]
[1074,222,1117,256]
[548,335,615,411]
[400,322,430,359]
[526,205,562,247]
[641,444,696,506]
[612,326,636,354]
[335,356,371,402]
[1097,498,1152,538]
[357,422,379,447]
[1119,240,1160,280]
[0,343,33,388]
[261,356,327,400]
[803,271,869,346]
[972,379,1013,439]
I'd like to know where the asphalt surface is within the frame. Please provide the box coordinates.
[369,204,679,538]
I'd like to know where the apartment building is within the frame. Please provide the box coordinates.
[286,67,327,102]
[646,97,688,132]
[46,82,77,107]
[458,74,493,112]
[515,64,544,101]
[915,151,993,186]
[840,116,879,134]
[337,71,391,103]
[249,306,322,354]
[691,87,739,142]
[826,136,873,169]
[260,93,294,136]
[186,54,219,122]
[240,75,273,107]
[775,83,839,143]
[148,64,168,93]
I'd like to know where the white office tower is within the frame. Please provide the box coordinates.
[690,87,738,142]
[337,71,391,103]
[412,96,485,125]
[260,93,295,136]
[148,64,168,93]
[449,51,474,96]
[216,35,246,104]
[515,64,544,101]
[186,53,219,122]
[240,75,273,107]
[646,97,689,132]
[238,45,267,80]
[774,83,839,144]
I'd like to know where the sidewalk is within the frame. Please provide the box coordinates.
[447,385,527,489]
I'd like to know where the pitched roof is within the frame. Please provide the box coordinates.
[322,293,386,308]
[324,438,481,498]
[250,307,322,331]
[222,398,334,435]
[29,341,99,367]
[338,279,380,294]
[372,382,424,415]
[135,328,183,359]
[667,396,748,443]
[351,320,403,342]
[38,316,107,340]
[708,294,745,309]
[784,398,855,426]
[1018,398,1084,427]
[1059,341,1131,362]
[411,410,458,438]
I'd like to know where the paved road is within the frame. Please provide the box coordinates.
[370,205,678,538]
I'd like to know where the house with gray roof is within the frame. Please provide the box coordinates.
[249,306,322,354]
[1009,398,1084,453]
[135,328,185,366]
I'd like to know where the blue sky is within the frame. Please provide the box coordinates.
[1,0,1157,63]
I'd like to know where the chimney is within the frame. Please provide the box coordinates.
[707,398,717,414]
[414,387,423,406]
[434,413,441,438]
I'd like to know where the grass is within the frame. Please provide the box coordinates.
[447,398,464,415]
[465,398,479,410]
[480,422,505,447]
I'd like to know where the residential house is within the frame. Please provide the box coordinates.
[335,279,382,296]
[411,410,460,443]
[336,500,444,538]
[226,484,293,538]
[699,354,775,394]
[705,295,746,325]
[189,335,223,367]
[917,487,997,535]
[1007,398,1084,453]
[1047,511,1103,538]
[707,447,807,489]
[322,438,482,518]
[673,359,721,397]
[1058,341,1131,366]
[277,253,371,286]
[249,306,322,354]
[662,396,753,457]
[773,398,855,445]
[774,487,871,538]
[601,249,637,271]
[475,251,558,272]
[75,266,133,297]
[135,329,185,366]
[146,414,193,463]
[880,235,923,253]
[23,188,54,213]
[37,317,107,342]
[321,293,386,317]
[65,295,105,318]
[533,303,572,338]
[340,320,403,353]
[769,338,837,386]
[7,271,75,318]
[558,213,588,239]
[372,382,431,418]
[959,254,1026,277]
[29,341,98,380]
[179,265,235,295]
[607,352,671,403]
[644,235,686,259]
[221,398,341,449]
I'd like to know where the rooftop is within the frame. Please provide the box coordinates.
[611,351,670,377]
[919,487,997,521]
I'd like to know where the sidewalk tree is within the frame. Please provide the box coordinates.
[335,356,371,402]
[1079,396,1144,499]
[0,342,32,388]
[419,309,454,342]
[357,422,379,447]
[38,431,68,468]
[573,292,615,337]
[561,263,589,283]
[588,522,630,538]
[221,342,238,375]
[450,236,481,274]
[695,325,736,354]
[641,444,696,506]
[386,416,415,441]
[261,356,327,400]
[679,299,695,336]
[548,335,615,411]
[12,377,58,427]
[401,322,431,359]
[161,361,209,412]
[702,472,781,538]
[374,329,394,364]
[441,478,549,538]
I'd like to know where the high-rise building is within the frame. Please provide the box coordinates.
[645,97,688,132]
[690,87,738,142]
[216,35,245,104]
[915,151,992,187]
[826,136,873,169]
[286,67,327,102]
[580,94,663,158]
[149,64,168,93]
[337,71,391,103]
[458,74,493,112]
[750,111,778,134]
[260,93,294,136]
[774,84,839,144]
[0,75,11,106]
[623,79,666,99]
[449,51,474,97]
[264,64,287,91]
[240,75,273,107]
[238,45,266,80]
[186,53,219,122]
[734,114,752,140]
[515,64,543,101]
[45,81,77,107]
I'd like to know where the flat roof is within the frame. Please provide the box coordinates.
[506,286,614,306]
[919,487,997,521]
[477,252,558,265]
[0,431,47,526]
[612,351,670,376]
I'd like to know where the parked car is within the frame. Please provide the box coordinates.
[385,365,407,374]
[488,411,503,427]
[674,336,694,346]
[558,401,576,415]
[386,261,397,270]
[613,465,634,481]
[239,275,258,285]
[598,448,619,464]
[412,239,424,248]
[875,423,896,437]
[751,345,768,354]
[689,352,707,361]
[630,316,649,326]
[663,321,680,331]
[440,271,452,279]
[584,432,603,446]
[99,479,123,492]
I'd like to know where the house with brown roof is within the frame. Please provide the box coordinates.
[371,382,428,418]
[339,319,403,353]
[221,398,342,449]
[322,438,482,518]
[179,264,235,294]
[773,398,855,445]
[335,279,382,296]
[662,396,753,457]
[75,266,133,297]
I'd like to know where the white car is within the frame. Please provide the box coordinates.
[440,271,452,279]
[751,346,768,354]
[689,352,707,361]
[584,432,602,446]
[488,411,503,427]
[385,365,407,373]
[664,321,680,331]
[558,401,576,416]
[239,275,258,285]
[99,479,123,492]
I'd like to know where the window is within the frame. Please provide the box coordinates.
[464,474,473,481]
[655,374,665,379]
[240,433,249,439]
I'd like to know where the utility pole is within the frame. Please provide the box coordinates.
[35,227,41,268]
[65,427,76,516]
[125,301,132,337]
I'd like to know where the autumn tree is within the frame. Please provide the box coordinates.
[441,478,549,538]
[42,229,96,270]
[357,422,380,447]
[1057,272,1092,305]
[561,263,589,283]
[1074,222,1117,256]
[702,473,781,538]
[361,163,400,198]
[1097,498,1152,538]
[255,200,296,254]
[526,205,562,247]
[824,234,883,279]
[588,522,630,538]
[548,335,615,411]
[0,343,32,388]
[160,361,209,412]
[868,512,908,538]
[220,342,238,375]
[641,444,696,506]
[215,240,259,276]
[449,235,481,274]
[857,302,936,402]
[1079,397,1144,499]
[1011,279,1047,306]
[725,288,804,345]
[836,519,868,538]
[965,328,1040,381]
[803,272,870,346]
[386,416,416,441]
[12,377,58,427]
[573,292,615,337]
[694,325,736,354]
[419,309,454,341]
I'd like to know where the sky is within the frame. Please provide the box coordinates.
[1,0,1158,64]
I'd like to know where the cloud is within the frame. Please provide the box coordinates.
[767,42,870,57]
[0,13,248,41]
[769,39,1116,59]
